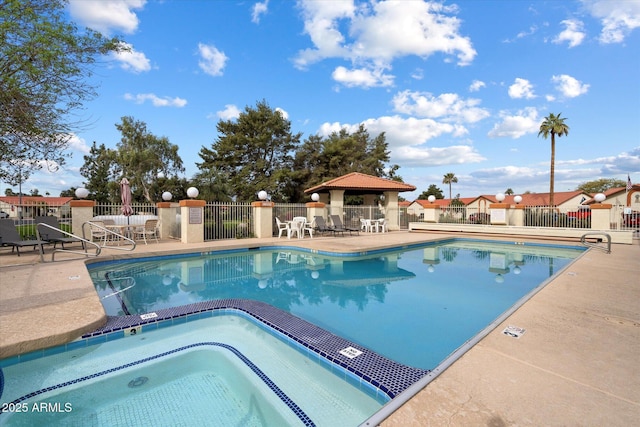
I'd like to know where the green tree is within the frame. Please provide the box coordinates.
[442,172,458,200]
[114,117,185,203]
[0,0,125,185]
[538,113,569,206]
[197,100,302,202]
[505,188,514,195]
[190,169,233,202]
[291,124,396,201]
[80,142,117,203]
[577,178,625,194]
[418,185,444,199]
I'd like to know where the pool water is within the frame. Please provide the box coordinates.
[88,239,584,370]
[0,315,382,426]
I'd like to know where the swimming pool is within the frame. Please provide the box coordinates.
[0,314,382,426]
[87,238,585,370]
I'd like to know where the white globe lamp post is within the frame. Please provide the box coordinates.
[75,188,89,199]
[162,191,173,201]
[187,187,199,199]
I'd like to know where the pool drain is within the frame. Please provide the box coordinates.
[128,376,149,388]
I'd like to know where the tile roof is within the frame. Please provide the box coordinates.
[305,172,416,194]
[481,190,590,206]
[0,196,74,206]
[412,197,477,207]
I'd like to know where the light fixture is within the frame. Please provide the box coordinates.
[496,193,505,202]
[427,195,436,203]
[162,191,172,201]
[186,187,199,199]
[75,188,89,199]
[594,193,606,203]
[311,193,320,202]
[311,271,320,279]
[258,190,268,201]
[495,274,505,284]
[514,195,522,204]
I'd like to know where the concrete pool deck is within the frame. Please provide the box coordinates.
[1,231,638,425]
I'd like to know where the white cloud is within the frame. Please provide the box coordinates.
[553,19,586,47]
[68,0,146,35]
[332,66,394,88]
[110,42,151,73]
[551,74,589,98]
[508,78,536,99]
[317,114,484,167]
[198,43,228,76]
[67,134,91,155]
[124,93,187,107]
[469,80,486,92]
[582,0,640,43]
[392,90,490,124]
[295,0,476,88]
[488,107,540,139]
[217,104,241,120]
[252,0,269,24]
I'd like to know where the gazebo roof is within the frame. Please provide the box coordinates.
[305,172,416,195]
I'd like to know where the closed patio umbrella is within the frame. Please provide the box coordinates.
[120,178,134,224]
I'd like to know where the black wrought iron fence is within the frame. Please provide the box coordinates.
[204,202,254,241]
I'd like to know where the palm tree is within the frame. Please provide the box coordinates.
[442,172,458,200]
[538,113,569,207]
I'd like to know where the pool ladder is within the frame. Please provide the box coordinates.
[580,232,611,254]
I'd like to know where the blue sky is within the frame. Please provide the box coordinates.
[10,0,640,201]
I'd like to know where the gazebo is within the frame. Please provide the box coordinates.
[304,172,416,231]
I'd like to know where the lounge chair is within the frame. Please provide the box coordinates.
[35,216,85,250]
[314,216,344,236]
[0,219,47,256]
[330,215,359,235]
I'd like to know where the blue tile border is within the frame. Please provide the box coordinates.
[79,299,429,401]
[0,342,316,426]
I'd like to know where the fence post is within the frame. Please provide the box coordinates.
[179,199,206,243]
[423,203,440,223]
[306,201,326,223]
[590,203,612,230]
[157,201,177,239]
[489,203,510,225]
[511,205,525,226]
[70,199,95,238]
[252,201,274,238]
[329,189,345,219]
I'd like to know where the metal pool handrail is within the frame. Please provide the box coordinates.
[81,221,137,252]
[36,222,101,262]
[580,232,611,253]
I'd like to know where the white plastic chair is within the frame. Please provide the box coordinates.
[360,218,372,233]
[289,217,306,239]
[89,221,108,245]
[378,218,388,233]
[133,219,159,244]
[302,219,314,239]
[275,217,289,238]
